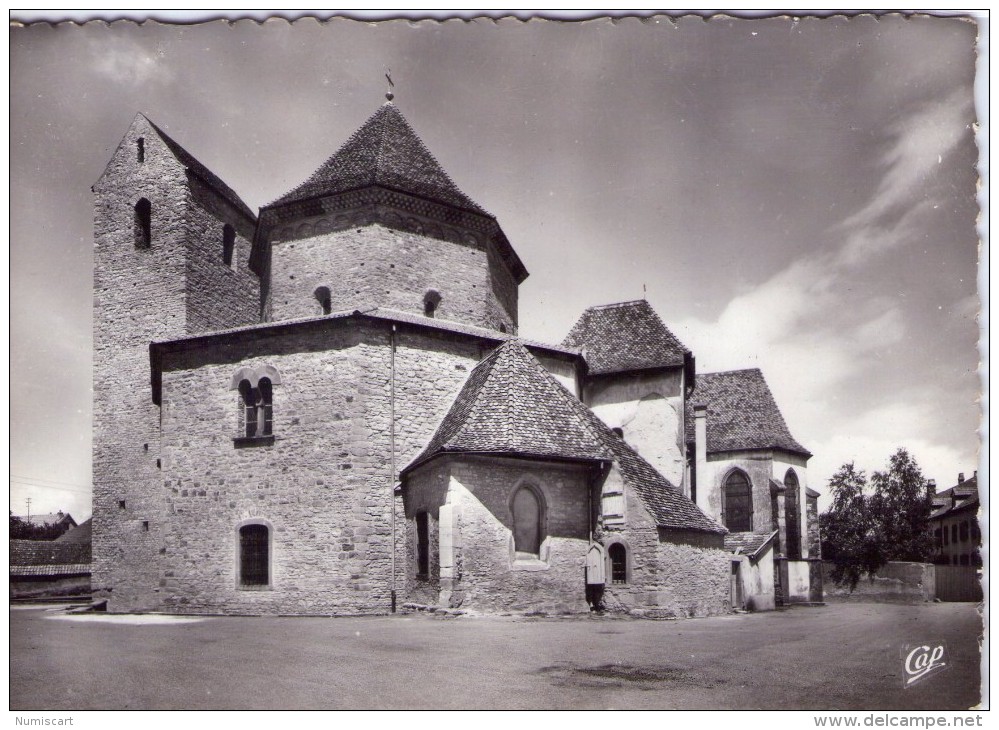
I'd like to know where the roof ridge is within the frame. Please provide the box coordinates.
[585,299,649,311]
[699,367,764,377]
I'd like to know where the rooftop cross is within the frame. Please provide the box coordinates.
[385,68,395,102]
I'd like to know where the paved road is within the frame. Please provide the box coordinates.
[10,602,983,710]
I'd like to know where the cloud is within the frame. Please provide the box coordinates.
[91,37,173,86]
[840,89,974,232]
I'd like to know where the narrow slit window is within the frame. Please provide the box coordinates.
[134,198,152,249]
[784,469,801,559]
[222,224,236,266]
[416,511,430,578]
[137,137,145,163]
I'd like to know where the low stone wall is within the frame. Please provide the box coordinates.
[822,561,935,602]
[10,574,92,599]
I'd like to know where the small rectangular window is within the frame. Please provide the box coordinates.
[142,521,149,532]
[137,137,145,163]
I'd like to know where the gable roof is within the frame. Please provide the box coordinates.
[270,103,489,216]
[404,340,724,534]
[403,340,612,472]
[725,530,778,560]
[146,117,256,220]
[685,369,811,457]
[930,475,979,520]
[561,300,691,376]
[16,513,77,529]
[55,517,92,544]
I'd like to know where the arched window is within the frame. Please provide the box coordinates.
[784,469,801,559]
[239,523,269,587]
[136,137,145,163]
[512,485,543,555]
[238,377,273,439]
[222,224,236,266]
[723,470,753,532]
[608,542,627,584]
[314,286,332,315]
[424,290,441,318]
[416,511,430,578]
[134,198,152,249]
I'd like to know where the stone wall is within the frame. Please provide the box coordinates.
[584,369,687,489]
[822,561,935,603]
[600,488,731,617]
[404,456,595,614]
[184,175,260,333]
[92,116,194,610]
[267,222,517,332]
[151,321,479,614]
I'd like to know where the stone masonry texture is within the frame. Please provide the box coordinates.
[91,109,765,617]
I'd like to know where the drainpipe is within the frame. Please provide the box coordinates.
[389,324,397,613]
[694,404,709,515]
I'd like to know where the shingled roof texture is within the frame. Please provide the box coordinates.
[271,103,489,215]
[10,540,91,567]
[406,340,724,534]
[686,369,811,457]
[406,340,611,469]
[562,300,689,375]
[724,530,777,558]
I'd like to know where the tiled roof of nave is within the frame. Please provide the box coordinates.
[562,300,690,375]
[685,368,811,457]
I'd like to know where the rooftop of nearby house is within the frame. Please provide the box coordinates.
[10,539,91,568]
[55,517,92,544]
[685,368,811,457]
[15,512,77,529]
[562,299,691,376]
[930,474,979,520]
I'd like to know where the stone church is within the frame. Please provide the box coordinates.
[91,99,822,616]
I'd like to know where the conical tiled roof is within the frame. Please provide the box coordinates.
[271,103,490,215]
[403,340,725,534]
[404,340,612,471]
[562,300,690,375]
[685,369,811,457]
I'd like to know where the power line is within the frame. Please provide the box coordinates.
[10,473,92,490]
[9,479,92,495]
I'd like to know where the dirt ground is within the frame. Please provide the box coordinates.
[9,601,984,710]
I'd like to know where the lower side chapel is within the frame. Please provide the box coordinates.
[91,100,822,616]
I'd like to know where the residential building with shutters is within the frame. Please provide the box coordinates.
[91,100,820,616]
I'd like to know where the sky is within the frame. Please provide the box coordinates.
[9,13,985,522]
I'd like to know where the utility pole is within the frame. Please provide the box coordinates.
[25,497,32,518]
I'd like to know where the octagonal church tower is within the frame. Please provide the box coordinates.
[254,102,527,333]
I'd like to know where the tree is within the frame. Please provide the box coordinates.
[9,512,67,540]
[820,463,883,590]
[820,449,933,590]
